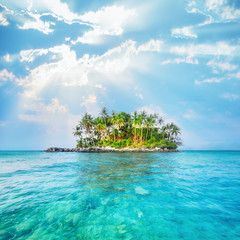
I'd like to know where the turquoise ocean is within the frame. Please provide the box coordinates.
[0,151,240,239]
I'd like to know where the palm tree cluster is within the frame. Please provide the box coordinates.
[73,107,181,149]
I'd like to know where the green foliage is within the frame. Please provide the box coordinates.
[74,107,181,149]
[76,140,83,148]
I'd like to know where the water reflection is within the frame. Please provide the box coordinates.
[76,153,176,194]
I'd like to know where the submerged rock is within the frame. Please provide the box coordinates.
[134,186,149,195]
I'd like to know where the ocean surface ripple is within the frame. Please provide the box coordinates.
[0,151,240,239]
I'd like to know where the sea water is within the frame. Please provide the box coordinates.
[0,151,239,239]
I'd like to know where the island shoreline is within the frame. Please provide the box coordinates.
[45,147,180,153]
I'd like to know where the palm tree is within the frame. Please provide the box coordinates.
[162,124,170,140]
[81,113,94,145]
[171,124,181,142]
[140,111,147,143]
[111,111,117,141]
[162,122,176,141]
[73,109,182,149]
[73,125,82,139]
[100,107,108,137]
[145,115,152,141]
[94,117,106,140]
[132,111,138,142]
[116,112,125,141]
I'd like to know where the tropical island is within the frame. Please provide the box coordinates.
[46,108,182,152]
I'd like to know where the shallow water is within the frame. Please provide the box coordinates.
[0,151,240,239]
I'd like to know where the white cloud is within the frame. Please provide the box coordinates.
[83,95,96,104]
[161,56,198,65]
[221,93,240,101]
[183,109,196,119]
[71,29,104,45]
[138,39,163,53]
[19,97,80,136]
[0,4,14,26]
[80,95,99,115]
[136,104,178,125]
[235,72,240,79]
[94,84,106,90]
[136,93,143,100]
[19,98,67,124]
[45,98,67,113]
[207,59,238,73]
[3,54,12,62]
[18,11,55,35]
[0,12,9,26]
[17,39,165,102]
[188,1,196,7]
[80,5,135,33]
[27,0,80,23]
[20,48,49,62]
[1,2,136,39]
[205,0,240,20]
[136,104,166,117]
[171,26,197,39]
[72,5,136,45]
[170,42,238,57]
[220,5,240,20]
[195,77,224,85]
[0,69,15,81]
[206,0,225,11]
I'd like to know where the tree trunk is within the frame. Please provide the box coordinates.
[135,126,136,142]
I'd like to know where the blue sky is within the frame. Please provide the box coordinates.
[0,0,240,150]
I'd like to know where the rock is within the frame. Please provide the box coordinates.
[45,146,180,153]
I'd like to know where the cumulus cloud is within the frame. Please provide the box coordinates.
[136,104,178,125]
[183,109,196,119]
[170,42,238,57]
[171,26,197,39]
[232,71,240,79]
[1,1,135,40]
[18,11,55,34]
[0,69,15,81]
[205,0,240,20]
[137,39,163,53]
[19,97,81,139]
[0,4,14,26]
[19,98,67,123]
[136,104,166,117]
[20,48,49,62]
[136,93,143,100]
[0,12,9,26]
[80,95,99,115]
[94,84,106,90]
[16,41,134,99]
[207,59,238,73]
[71,5,136,45]
[3,54,12,62]
[83,95,96,104]
[195,77,224,85]
[221,93,240,101]
[161,56,198,65]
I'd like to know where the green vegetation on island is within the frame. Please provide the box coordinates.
[73,107,182,150]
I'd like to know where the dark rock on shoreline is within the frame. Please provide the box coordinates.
[45,147,180,153]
